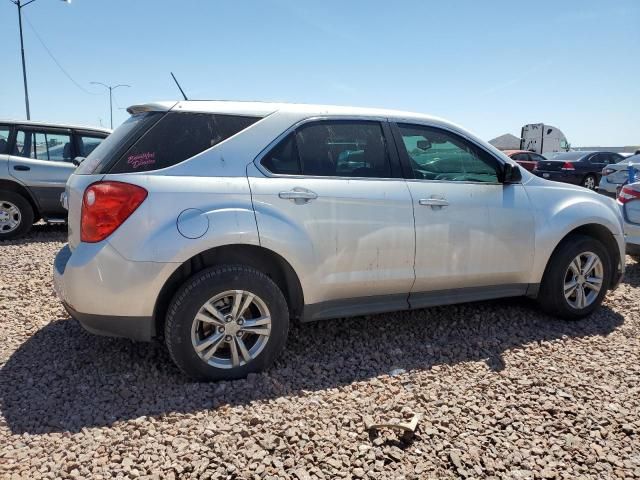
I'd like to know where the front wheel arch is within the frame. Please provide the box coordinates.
[542,223,620,292]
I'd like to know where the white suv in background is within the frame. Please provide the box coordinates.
[53,101,624,380]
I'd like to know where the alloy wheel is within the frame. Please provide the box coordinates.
[191,290,271,369]
[0,201,21,234]
[564,251,604,309]
[583,176,596,190]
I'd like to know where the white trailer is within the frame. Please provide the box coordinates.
[520,123,570,154]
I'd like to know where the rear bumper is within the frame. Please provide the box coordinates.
[533,170,582,185]
[62,302,154,341]
[53,243,178,341]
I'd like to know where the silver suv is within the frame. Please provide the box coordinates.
[53,101,625,380]
[0,120,110,239]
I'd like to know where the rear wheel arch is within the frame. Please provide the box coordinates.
[0,179,41,221]
[153,244,304,338]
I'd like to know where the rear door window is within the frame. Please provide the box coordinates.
[511,153,528,161]
[260,120,393,178]
[13,129,73,162]
[109,112,261,173]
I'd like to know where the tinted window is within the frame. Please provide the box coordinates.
[260,121,392,178]
[511,153,528,161]
[261,134,300,175]
[13,130,72,162]
[0,126,10,154]
[110,112,260,173]
[297,122,390,177]
[529,153,546,162]
[397,124,498,183]
[77,135,105,157]
[77,112,162,174]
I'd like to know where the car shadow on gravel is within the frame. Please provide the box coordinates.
[0,298,624,434]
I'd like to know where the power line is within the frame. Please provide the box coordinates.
[22,13,99,96]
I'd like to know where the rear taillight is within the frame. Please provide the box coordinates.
[617,185,640,204]
[602,167,616,176]
[561,162,575,171]
[81,181,147,243]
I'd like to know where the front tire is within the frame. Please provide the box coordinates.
[165,265,289,381]
[582,174,597,190]
[538,234,611,319]
[0,191,34,240]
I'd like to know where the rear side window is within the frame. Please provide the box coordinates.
[0,126,10,154]
[77,135,106,157]
[511,153,528,161]
[261,120,392,178]
[109,112,260,173]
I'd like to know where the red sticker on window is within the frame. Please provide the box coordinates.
[127,152,156,169]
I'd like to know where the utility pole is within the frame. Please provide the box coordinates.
[10,0,71,120]
[90,82,130,129]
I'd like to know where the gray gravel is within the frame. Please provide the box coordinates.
[1,226,639,479]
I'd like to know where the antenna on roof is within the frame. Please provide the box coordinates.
[170,72,188,100]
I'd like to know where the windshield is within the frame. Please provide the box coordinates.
[546,151,588,161]
[76,112,163,174]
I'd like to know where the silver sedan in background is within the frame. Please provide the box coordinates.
[599,153,640,197]
[617,181,640,258]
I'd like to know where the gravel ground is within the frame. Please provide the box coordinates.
[1,226,639,479]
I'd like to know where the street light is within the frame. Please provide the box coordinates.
[9,0,71,120]
[90,82,130,129]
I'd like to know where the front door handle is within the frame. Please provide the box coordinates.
[13,165,30,171]
[419,197,449,208]
[279,189,318,203]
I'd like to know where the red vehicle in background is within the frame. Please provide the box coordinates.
[503,150,547,172]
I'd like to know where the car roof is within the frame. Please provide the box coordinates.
[0,119,111,134]
[503,150,531,155]
[127,100,459,125]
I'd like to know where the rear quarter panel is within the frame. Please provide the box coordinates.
[103,174,260,263]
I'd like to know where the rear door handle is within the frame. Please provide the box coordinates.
[419,198,449,208]
[13,165,30,171]
[279,189,318,203]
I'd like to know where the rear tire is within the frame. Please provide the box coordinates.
[538,234,611,319]
[165,265,289,381]
[582,174,597,190]
[0,191,34,240]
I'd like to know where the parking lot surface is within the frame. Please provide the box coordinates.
[1,226,639,479]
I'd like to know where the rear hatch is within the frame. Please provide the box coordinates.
[536,160,565,171]
[66,110,166,249]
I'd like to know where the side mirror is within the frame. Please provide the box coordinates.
[416,139,432,151]
[72,156,86,166]
[502,163,522,184]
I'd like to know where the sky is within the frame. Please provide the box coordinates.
[0,0,638,146]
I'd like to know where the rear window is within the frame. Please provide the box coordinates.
[109,112,261,173]
[546,151,588,161]
[76,112,162,174]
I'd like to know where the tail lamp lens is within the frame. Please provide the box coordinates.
[81,181,148,243]
[561,162,575,171]
[617,186,640,204]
